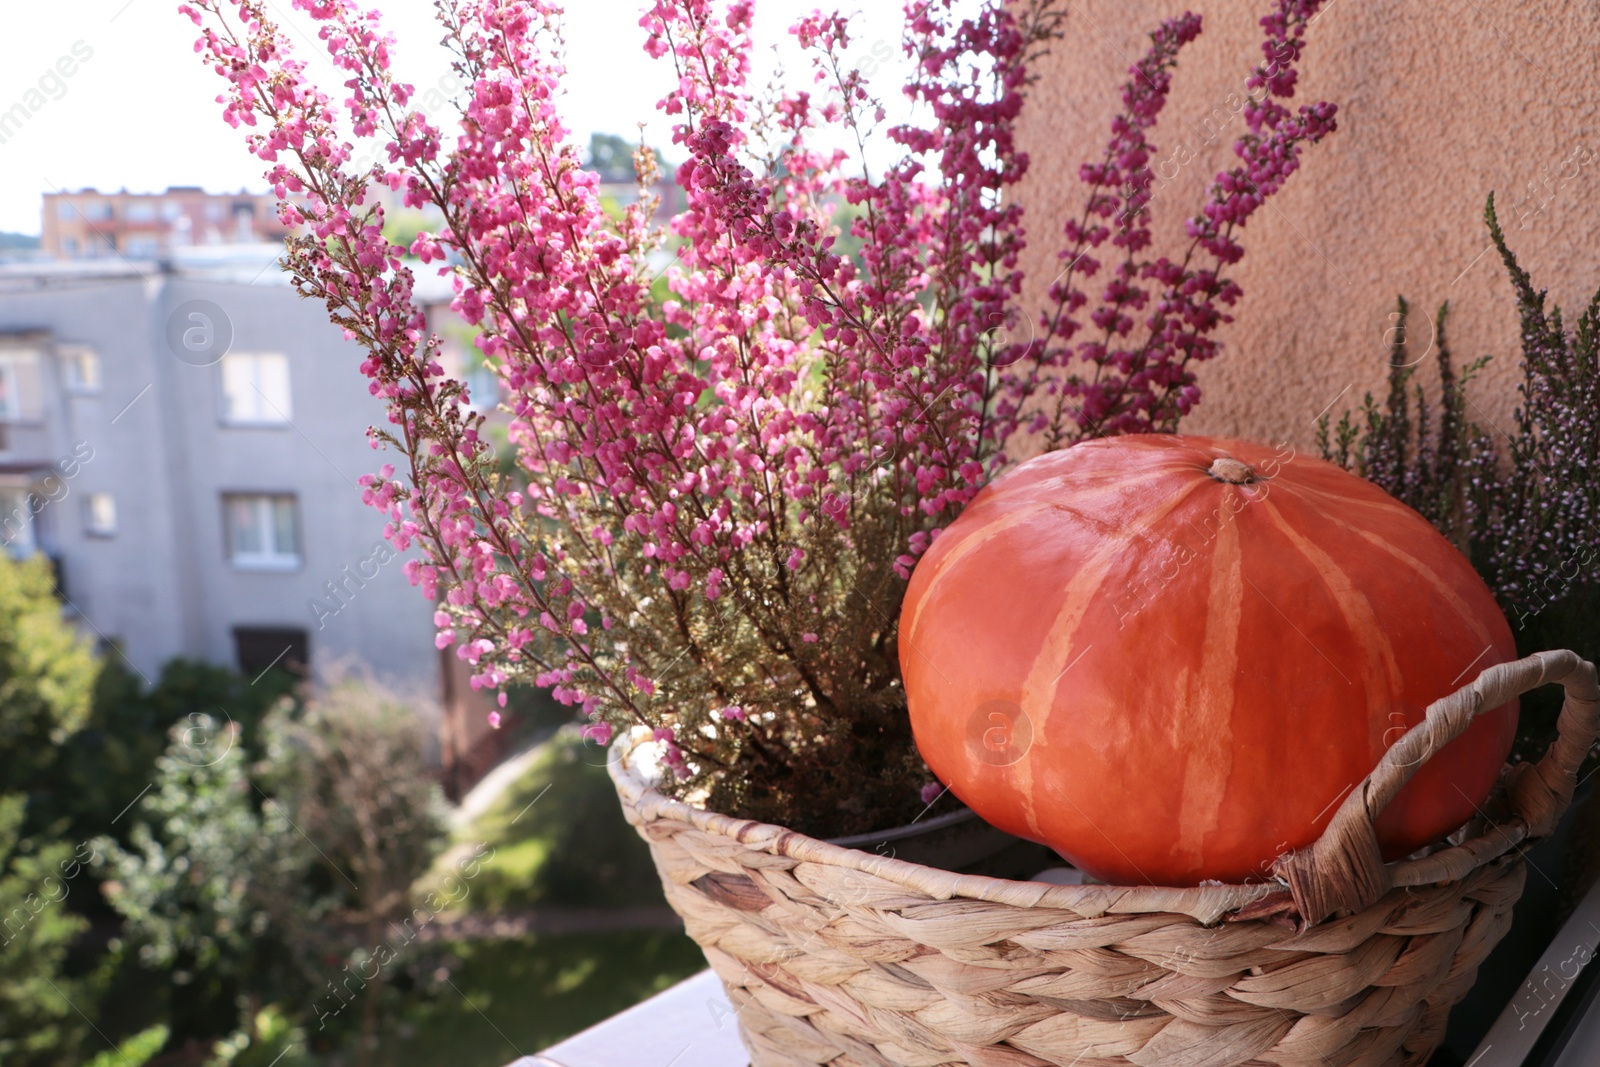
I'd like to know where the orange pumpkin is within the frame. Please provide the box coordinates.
[900,434,1517,886]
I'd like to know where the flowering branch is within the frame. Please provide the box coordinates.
[183,0,1334,832]
[1035,0,1336,442]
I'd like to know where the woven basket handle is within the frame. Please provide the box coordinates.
[1273,648,1600,926]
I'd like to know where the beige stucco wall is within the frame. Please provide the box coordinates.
[1014,0,1600,450]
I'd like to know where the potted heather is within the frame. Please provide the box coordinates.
[184,2,1600,1065]
[184,0,1333,839]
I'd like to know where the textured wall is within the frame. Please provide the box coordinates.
[1013,0,1600,451]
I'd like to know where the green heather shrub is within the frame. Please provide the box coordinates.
[1322,195,1600,759]
[1321,194,1600,661]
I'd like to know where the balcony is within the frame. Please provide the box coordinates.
[0,418,58,469]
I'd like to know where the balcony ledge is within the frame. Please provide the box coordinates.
[509,862,1600,1067]
[516,970,747,1067]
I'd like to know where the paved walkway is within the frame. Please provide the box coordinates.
[450,732,556,831]
[416,906,683,942]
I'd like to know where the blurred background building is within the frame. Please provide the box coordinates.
[41,186,289,259]
[0,209,507,796]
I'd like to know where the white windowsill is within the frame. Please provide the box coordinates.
[230,555,302,572]
[517,970,748,1067]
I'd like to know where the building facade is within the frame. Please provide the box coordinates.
[41,187,290,260]
[0,254,442,697]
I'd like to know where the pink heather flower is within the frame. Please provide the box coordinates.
[582,721,614,747]
[487,711,501,729]
[920,782,946,805]
[1038,1,1334,442]
[186,0,1334,782]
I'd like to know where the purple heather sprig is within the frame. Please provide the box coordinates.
[1035,0,1336,442]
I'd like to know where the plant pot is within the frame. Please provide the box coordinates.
[824,805,1063,881]
[610,650,1599,1067]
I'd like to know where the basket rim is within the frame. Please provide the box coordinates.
[609,648,1599,926]
[822,803,982,848]
[612,726,1282,923]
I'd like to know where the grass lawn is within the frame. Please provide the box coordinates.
[363,724,707,1065]
[371,929,707,1067]
[368,727,700,1065]
[431,726,670,914]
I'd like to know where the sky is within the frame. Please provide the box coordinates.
[0,0,920,236]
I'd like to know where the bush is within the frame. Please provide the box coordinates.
[260,676,450,1061]
[47,659,296,850]
[95,715,311,1048]
[97,677,449,1064]
[0,795,91,1065]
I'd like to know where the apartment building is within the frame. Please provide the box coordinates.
[41,187,290,260]
[0,252,514,775]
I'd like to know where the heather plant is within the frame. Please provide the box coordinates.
[1317,298,1492,550]
[1320,194,1600,638]
[185,0,1335,834]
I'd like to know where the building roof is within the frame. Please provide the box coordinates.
[0,244,460,304]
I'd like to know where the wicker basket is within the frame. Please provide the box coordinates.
[610,650,1599,1067]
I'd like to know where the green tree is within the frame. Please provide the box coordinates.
[0,553,99,1065]
[0,554,94,793]
[586,131,641,182]
[0,795,91,1065]
[96,716,317,1050]
[49,660,295,848]
[263,678,449,1066]
[99,681,448,1064]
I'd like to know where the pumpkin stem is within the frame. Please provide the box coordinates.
[1208,457,1258,484]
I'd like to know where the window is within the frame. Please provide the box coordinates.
[220,353,291,424]
[0,489,33,557]
[0,359,19,421]
[84,492,116,537]
[232,202,256,240]
[59,345,101,392]
[55,202,74,221]
[233,626,309,680]
[224,494,300,569]
[465,362,499,411]
[81,200,113,221]
[0,349,42,422]
[124,236,162,258]
[125,202,157,222]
